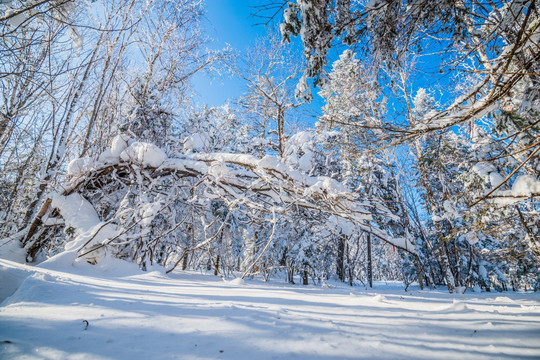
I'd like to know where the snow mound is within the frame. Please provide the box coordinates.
[98,149,117,164]
[40,252,144,277]
[47,193,124,266]
[1,273,52,306]
[226,277,245,286]
[372,294,387,303]
[509,175,540,196]
[38,250,81,270]
[110,134,131,157]
[0,262,32,303]
[494,296,514,303]
[0,237,26,263]
[184,133,209,153]
[439,300,471,313]
[67,157,97,176]
[120,142,167,167]
[50,193,100,234]
[90,254,142,275]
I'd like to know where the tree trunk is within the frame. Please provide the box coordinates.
[214,254,220,276]
[302,268,308,285]
[337,235,345,282]
[441,246,456,293]
[367,233,373,288]
[414,255,425,290]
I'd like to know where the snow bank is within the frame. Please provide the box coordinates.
[1,272,48,306]
[0,261,31,303]
[0,232,26,263]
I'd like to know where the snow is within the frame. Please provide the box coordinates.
[466,232,479,246]
[297,152,313,173]
[184,133,209,153]
[49,193,123,264]
[50,193,100,234]
[0,230,26,263]
[304,177,348,197]
[5,9,25,28]
[283,131,319,174]
[327,215,355,237]
[97,149,117,164]
[472,163,504,188]
[110,134,131,157]
[67,157,96,176]
[257,154,282,170]
[508,175,540,196]
[1,255,540,360]
[491,175,540,204]
[120,142,167,168]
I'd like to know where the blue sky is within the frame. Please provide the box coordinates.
[192,0,327,131]
[192,1,451,128]
[191,0,269,106]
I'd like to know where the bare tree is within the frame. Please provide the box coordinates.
[235,29,308,157]
[0,0,225,253]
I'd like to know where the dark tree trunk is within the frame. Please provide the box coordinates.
[367,233,373,288]
[337,235,345,282]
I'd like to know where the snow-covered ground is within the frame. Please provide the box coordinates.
[1,251,540,359]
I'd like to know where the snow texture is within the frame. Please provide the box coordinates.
[67,157,96,176]
[50,194,100,234]
[472,163,505,188]
[49,193,120,264]
[488,175,540,205]
[507,175,540,196]
[120,141,167,167]
[183,133,209,153]
[110,134,131,157]
[1,256,540,359]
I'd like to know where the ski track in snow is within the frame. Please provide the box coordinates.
[1,258,540,360]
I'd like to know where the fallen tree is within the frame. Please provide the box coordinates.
[21,135,415,273]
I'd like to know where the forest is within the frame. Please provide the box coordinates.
[1,0,539,295]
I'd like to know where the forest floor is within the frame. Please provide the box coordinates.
[1,245,540,359]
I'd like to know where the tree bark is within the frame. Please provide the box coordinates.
[367,233,373,288]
